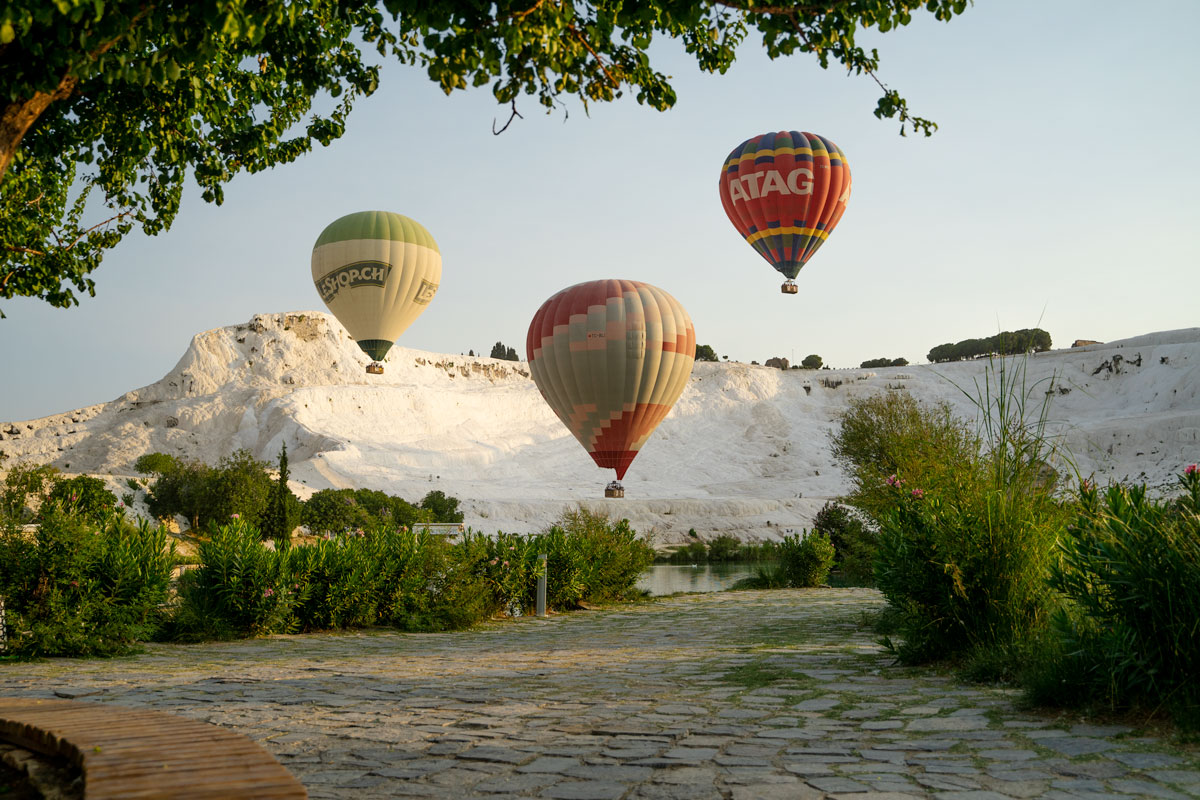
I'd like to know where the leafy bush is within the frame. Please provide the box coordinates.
[831,389,978,526]
[1026,468,1200,725]
[419,490,464,523]
[0,509,174,657]
[301,487,433,534]
[813,502,877,585]
[138,449,298,534]
[169,520,297,641]
[695,344,718,362]
[136,452,212,530]
[779,531,835,587]
[1,461,59,523]
[203,450,274,528]
[467,507,653,613]
[867,358,1069,668]
[45,475,117,524]
[661,536,780,564]
[705,534,742,562]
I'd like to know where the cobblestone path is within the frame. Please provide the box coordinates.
[3,589,1198,799]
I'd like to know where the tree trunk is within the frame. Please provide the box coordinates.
[0,74,77,182]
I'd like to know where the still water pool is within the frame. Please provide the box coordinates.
[636,563,758,596]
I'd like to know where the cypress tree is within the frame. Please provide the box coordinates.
[265,443,294,545]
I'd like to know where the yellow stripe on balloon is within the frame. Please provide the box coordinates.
[744,226,830,245]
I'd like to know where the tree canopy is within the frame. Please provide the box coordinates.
[2,0,970,313]
[927,328,1052,363]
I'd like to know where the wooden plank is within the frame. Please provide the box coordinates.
[0,699,307,799]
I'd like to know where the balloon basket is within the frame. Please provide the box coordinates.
[604,481,625,499]
[366,362,385,375]
[780,280,798,295]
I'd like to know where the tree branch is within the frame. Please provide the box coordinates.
[492,99,524,134]
[568,24,619,88]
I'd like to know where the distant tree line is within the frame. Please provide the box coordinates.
[927,329,1052,363]
[490,342,520,361]
[860,357,909,368]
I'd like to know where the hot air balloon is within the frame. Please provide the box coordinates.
[719,131,851,295]
[526,279,696,498]
[311,211,441,374]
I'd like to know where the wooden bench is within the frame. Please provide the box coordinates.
[0,698,307,799]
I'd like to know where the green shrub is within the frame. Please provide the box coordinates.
[204,450,274,528]
[169,520,297,640]
[731,564,789,590]
[466,507,652,613]
[664,540,709,564]
[830,389,978,527]
[868,357,1069,668]
[171,521,494,640]
[302,487,435,535]
[813,501,876,585]
[1,461,59,523]
[1028,468,1200,725]
[419,490,464,523]
[136,453,212,530]
[137,450,276,532]
[45,475,117,524]
[779,531,835,587]
[706,534,742,562]
[0,509,174,657]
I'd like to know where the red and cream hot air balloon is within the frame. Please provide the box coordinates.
[526,279,696,497]
[719,130,851,295]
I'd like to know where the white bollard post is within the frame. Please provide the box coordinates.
[536,554,547,617]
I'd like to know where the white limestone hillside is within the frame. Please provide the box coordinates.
[2,312,1197,543]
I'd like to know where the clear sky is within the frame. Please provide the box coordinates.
[2,0,1198,422]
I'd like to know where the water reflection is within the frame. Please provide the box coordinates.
[637,563,758,596]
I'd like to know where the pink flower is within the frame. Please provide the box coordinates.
[69,580,79,588]
[231,513,240,519]
[502,561,510,568]
[910,488,924,499]
[885,474,904,487]
[1186,464,1198,476]
[263,588,274,598]
[489,558,498,565]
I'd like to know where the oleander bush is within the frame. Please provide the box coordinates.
[44,475,118,524]
[851,357,1070,671]
[1024,467,1200,726]
[0,508,174,657]
[167,506,651,641]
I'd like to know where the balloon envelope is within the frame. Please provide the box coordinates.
[311,211,441,361]
[526,279,696,480]
[718,130,851,281]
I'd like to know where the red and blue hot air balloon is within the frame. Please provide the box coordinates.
[719,131,852,294]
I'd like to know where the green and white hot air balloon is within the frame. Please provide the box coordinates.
[311,211,441,374]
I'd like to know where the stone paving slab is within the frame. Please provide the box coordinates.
[2,588,1198,798]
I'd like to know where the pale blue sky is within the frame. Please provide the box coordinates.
[2,0,1197,422]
